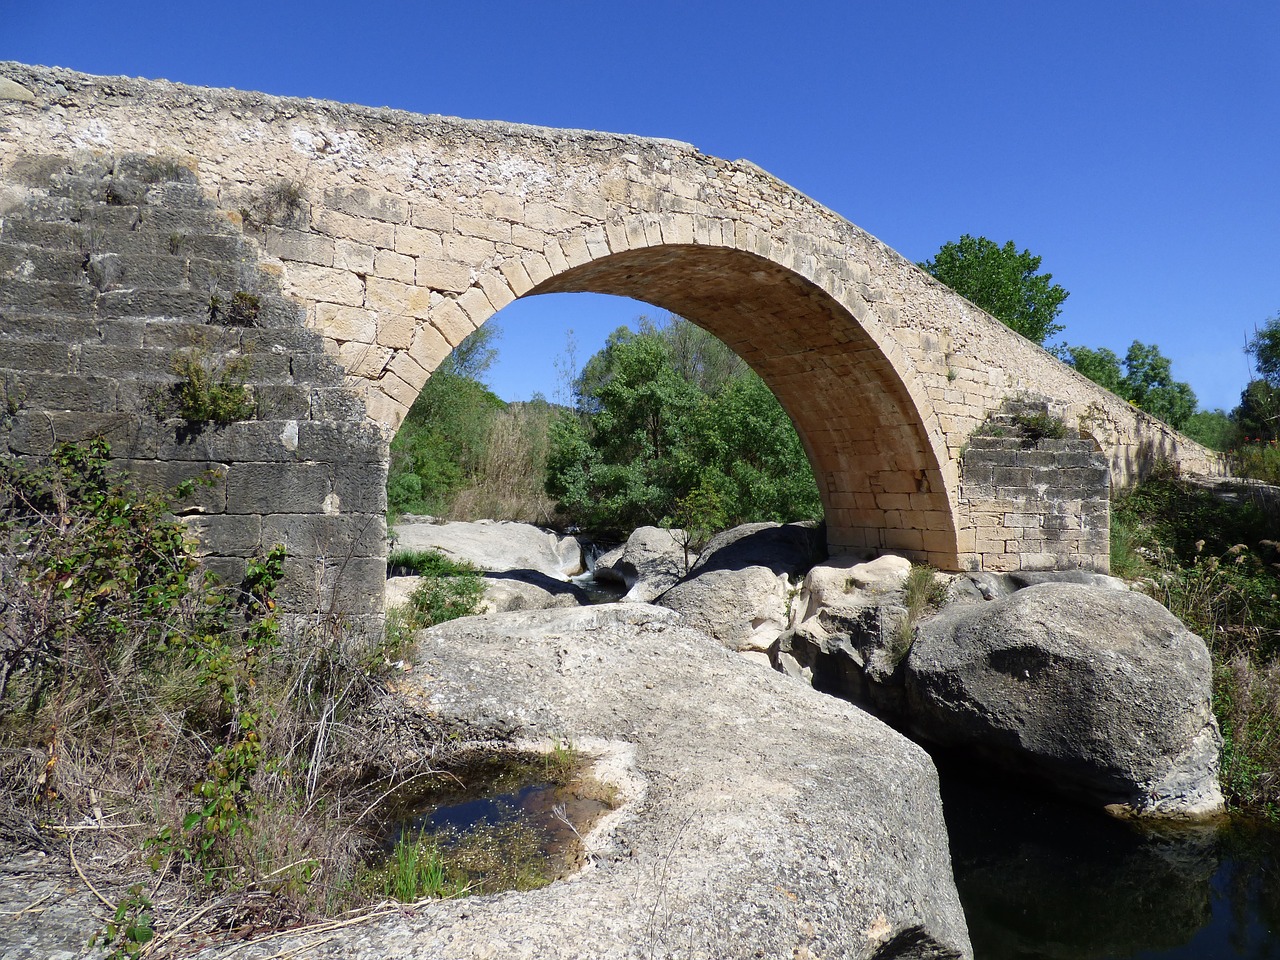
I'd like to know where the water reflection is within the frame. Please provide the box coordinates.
[934,751,1280,959]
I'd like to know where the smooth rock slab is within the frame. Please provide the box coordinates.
[394,518,584,579]
[905,583,1224,817]
[218,604,972,959]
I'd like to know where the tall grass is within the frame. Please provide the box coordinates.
[1114,468,1280,817]
[448,402,558,524]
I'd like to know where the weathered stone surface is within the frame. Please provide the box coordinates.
[656,521,824,651]
[386,571,587,614]
[594,525,691,602]
[686,521,825,578]
[393,518,584,579]
[904,582,1224,817]
[659,563,792,651]
[230,603,970,960]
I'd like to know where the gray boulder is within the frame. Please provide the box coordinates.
[686,520,824,577]
[904,582,1224,818]
[594,525,692,602]
[659,564,791,651]
[394,519,584,579]
[267,604,971,960]
[657,521,825,651]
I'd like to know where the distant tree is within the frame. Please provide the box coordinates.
[1120,341,1197,430]
[920,235,1068,345]
[436,321,501,381]
[546,319,821,535]
[1246,313,1280,388]
[1066,339,1197,430]
[1182,410,1239,451]
[1066,345,1125,395]
[1234,380,1280,443]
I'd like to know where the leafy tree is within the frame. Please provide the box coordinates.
[1120,341,1197,430]
[1246,313,1280,388]
[1067,339,1197,430]
[387,325,505,517]
[546,318,821,535]
[920,234,1068,345]
[1066,345,1125,395]
[1182,410,1239,451]
[1234,380,1280,443]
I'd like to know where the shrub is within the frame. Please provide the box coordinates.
[1113,470,1280,815]
[394,550,487,629]
[164,349,255,427]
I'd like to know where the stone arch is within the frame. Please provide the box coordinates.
[393,238,964,568]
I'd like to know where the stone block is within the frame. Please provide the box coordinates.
[225,462,332,514]
[416,258,471,293]
[338,341,392,378]
[262,512,387,558]
[322,186,408,224]
[262,226,334,267]
[331,461,388,514]
[126,459,227,513]
[315,302,377,343]
[374,249,415,283]
[334,239,376,273]
[185,514,263,557]
[312,209,395,250]
[282,262,365,307]
[409,204,452,233]
[394,224,443,259]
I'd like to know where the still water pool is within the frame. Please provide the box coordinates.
[935,752,1280,959]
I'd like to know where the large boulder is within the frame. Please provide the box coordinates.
[777,554,913,707]
[394,519,584,579]
[904,582,1224,817]
[258,604,970,960]
[593,525,691,602]
[658,521,825,651]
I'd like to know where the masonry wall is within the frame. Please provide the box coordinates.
[0,151,387,638]
[959,405,1110,572]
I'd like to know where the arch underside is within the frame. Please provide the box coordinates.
[533,245,960,566]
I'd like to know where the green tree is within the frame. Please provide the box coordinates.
[387,325,505,517]
[546,319,821,535]
[1246,313,1280,388]
[1067,339,1197,431]
[1120,340,1197,430]
[920,234,1068,345]
[1066,345,1125,394]
[1234,380,1280,443]
[1182,410,1239,451]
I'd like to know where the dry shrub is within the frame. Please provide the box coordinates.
[448,402,558,524]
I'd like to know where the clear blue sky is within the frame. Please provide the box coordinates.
[6,1,1277,412]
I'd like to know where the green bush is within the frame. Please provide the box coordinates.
[546,318,821,536]
[394,550,487,628]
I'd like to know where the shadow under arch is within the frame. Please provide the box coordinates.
[517,244,962,568]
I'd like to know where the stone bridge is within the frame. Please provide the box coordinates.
[0,64,1222,629]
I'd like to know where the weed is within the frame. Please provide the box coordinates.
[243,179,307,228]
[1013,411,1069,441]
[370,829,470,902]
[207,290,261,327]
[399,553,487,629]
[891,563,947,663]
[163,349,255,427]
[89,884,154,959]
[167,232,185,255]
[1114,470,1280,814]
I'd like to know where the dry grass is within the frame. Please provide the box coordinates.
[448,403,558,524]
